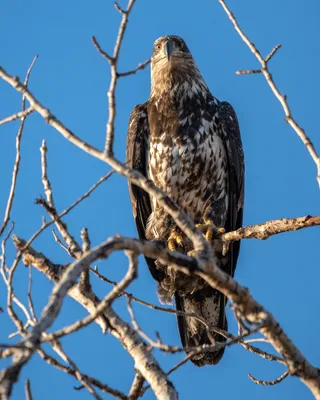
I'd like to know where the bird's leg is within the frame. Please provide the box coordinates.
[196,219,225,242]
[222,240,230,257]
[187,249,197,257]
[167,230,183,251]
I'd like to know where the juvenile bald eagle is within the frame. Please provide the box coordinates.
[126,36,244,366]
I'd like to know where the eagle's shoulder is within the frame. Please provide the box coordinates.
[126,102,149,171]
[126,102,148,148]
[126,101,162,282]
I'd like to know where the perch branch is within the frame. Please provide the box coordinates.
[222,215,320,241]
[12,234,320,398]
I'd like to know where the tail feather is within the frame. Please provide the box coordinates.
[175,287,227,367]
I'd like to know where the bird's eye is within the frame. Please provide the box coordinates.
[156,44,161,50]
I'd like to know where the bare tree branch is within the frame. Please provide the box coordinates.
[91,266,219,337]
[128,373,145,400]
[0,107,34,127]
[49,340,103,400]
[41,250,138,342]
[0,56,38,237]
[222,215,320,241]
[218,0,320,187]
[37,348,128,399]
[39,141,82,257]
[40,140,54,207]
[11,233,320,398]
[10,236,178,400]
[80,227,91,291]
[248,370,289,386]
[66,265,286,368]
[1,3,319,397]
[117,59,150,78]
[24,169,114,251]
[24,379,32,400]
[92,0,137,154]
[27,267,36,322]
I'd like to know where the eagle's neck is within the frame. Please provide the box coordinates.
[150,60,209,103]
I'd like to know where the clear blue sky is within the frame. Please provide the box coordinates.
[1,0,320,399]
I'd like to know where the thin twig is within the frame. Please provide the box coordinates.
[50,340,103,400]
[25,379,32,400]
[0,107,34,127]
[9,168,113,271]
[0,55,38,237]
[248,370,289,386]
[117,60,150,78]
[236,69,261,75]
[40,140,54,206]
[8,321,31,340]
[37,348,128,399]
[52,229,71,255]
[39,142,82,257]
[80,227,91,292]
[27,267,36,321]
[265,44,282,62]
[92,36,113,63]
[91,266,216,336]
[2,226,29,335]
[127,296,264,356]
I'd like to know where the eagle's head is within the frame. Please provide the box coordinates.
[151,35,205,98]
[151,35,192,65]
[150,35,203,97]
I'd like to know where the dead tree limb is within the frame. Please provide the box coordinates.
[218,0,320,187]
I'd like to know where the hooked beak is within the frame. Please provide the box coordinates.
[163,39,174,60]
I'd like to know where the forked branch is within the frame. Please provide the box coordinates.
[218,0,320,187]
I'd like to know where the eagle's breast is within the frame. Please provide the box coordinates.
[147,84,228,222]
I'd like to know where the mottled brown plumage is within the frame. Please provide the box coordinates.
[126,35,244,366]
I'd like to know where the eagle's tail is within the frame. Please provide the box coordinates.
[175,287,227,367]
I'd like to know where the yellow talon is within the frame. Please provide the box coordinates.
[196,220,225,242]
[206,225,214,241]
[168,238,176,251]
[176,235,183,245]
[168,231,184,251]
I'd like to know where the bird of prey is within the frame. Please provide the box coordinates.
[126,35,244,366]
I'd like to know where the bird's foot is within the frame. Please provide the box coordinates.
[196,220,225,242]
[222,241,230,256]
[167,230,183,251]
[187,249,197,257]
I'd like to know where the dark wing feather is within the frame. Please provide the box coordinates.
[126,103,162,282]
[219,101,245,277]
